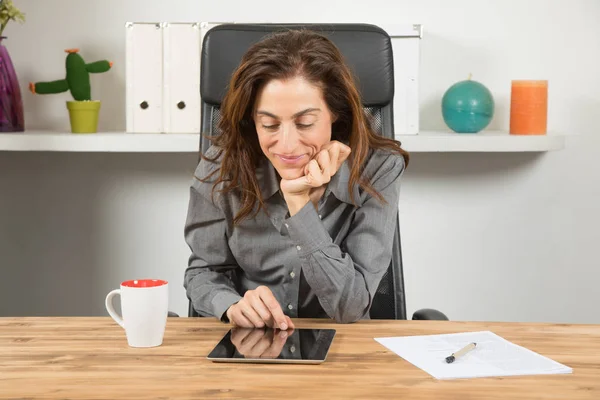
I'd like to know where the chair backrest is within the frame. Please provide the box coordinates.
[191,23,407,320]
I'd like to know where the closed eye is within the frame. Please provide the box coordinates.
[262,124,280,131]
[262,123,313,131]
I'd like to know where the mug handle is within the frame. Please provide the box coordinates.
[105,289,124,329]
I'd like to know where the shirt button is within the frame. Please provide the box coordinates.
[296,245,301,251]
[284,223,289,228]
[290,271,295,278]
[287,304,293,310]
[290,345,296,353]
[319,214,322,219]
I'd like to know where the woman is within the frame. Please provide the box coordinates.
[183,28,409,330]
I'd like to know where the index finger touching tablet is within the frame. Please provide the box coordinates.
[257,286,288,330]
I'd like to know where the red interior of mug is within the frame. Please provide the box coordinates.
[121,279,168,288]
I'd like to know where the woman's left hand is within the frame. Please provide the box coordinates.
[280,140,351,214]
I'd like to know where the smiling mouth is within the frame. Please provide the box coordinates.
[276,154,306,165]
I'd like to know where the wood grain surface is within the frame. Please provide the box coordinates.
[1,317,599,399]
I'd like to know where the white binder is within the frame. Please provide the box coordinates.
[126,22,164,133]
[379,23,422,136]
[162,23,201,133]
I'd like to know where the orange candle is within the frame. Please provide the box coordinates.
[509,80,548,135]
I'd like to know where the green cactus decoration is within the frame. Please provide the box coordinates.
[29,49,112,101]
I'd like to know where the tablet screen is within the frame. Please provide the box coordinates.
[207,327,336,364]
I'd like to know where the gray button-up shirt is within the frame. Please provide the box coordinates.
[183,146,405,323]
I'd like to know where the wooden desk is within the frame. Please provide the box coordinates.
[1,317,599,399]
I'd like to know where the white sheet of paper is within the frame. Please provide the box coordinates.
[374,331,572,380]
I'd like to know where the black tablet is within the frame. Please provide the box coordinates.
[207,327,336,364]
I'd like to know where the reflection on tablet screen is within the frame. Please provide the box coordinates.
[207,327,336,363]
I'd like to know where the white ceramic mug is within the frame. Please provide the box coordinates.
[105,279,169,348]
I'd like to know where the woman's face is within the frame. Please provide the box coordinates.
[253,76,335,180]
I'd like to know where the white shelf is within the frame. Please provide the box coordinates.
[0,131,200,152]
[0,130,565,153]
[397,130,565,152]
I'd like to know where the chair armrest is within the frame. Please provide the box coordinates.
[411,308,449,321]
[168,311,179,317]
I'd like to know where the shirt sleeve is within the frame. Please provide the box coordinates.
[183,184,242,321]
[284,153,404,323]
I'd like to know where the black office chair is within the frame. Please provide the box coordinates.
[186,23,448,321]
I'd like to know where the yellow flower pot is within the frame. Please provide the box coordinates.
[66,100,101,133]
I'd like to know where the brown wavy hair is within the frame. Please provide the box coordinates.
[198,28,409,225]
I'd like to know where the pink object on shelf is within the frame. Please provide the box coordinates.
[0,37,24,132]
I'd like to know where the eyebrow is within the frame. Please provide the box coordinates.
[256,108,321,119]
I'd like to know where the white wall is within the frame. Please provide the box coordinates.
[1,0,599,322]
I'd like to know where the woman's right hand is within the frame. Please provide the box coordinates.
[226,286,295,330]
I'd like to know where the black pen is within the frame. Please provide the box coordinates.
[445,342,477,363]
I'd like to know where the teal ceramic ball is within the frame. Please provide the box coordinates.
[442,79,495,133]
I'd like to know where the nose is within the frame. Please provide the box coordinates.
[280,123,299,153]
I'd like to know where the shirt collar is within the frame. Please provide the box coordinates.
[256,156,359,206]
[256,156,281,201]
[327,160,360,205]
